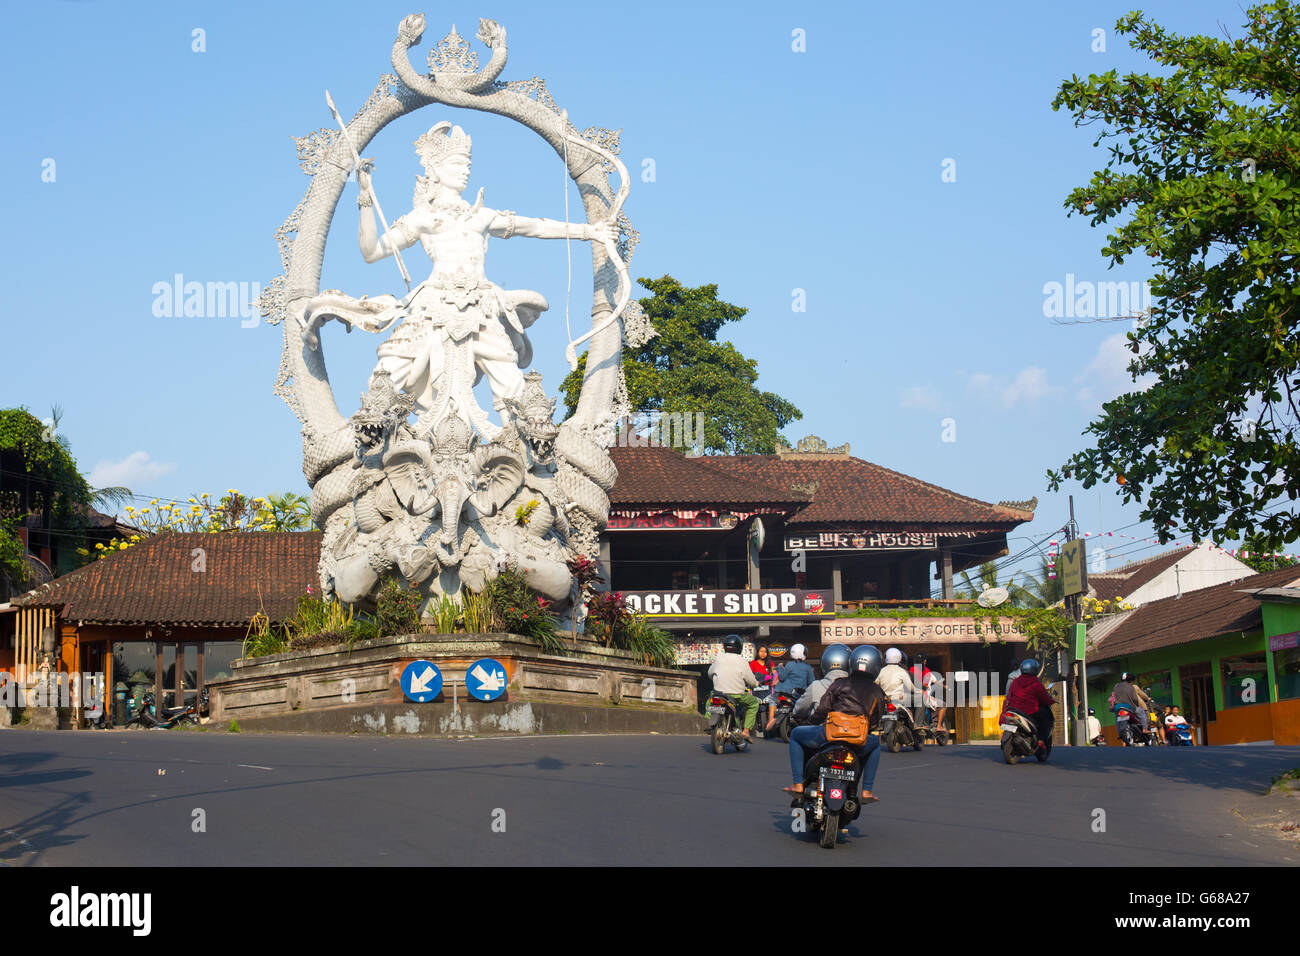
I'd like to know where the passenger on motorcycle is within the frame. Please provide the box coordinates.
[750,644,777,736]
[784,645,886,804]
[707,634,759,739]
[1005,658,1055,752]
[792,644,851,720]
[1110,672,1155,744]
[764,643,816,735]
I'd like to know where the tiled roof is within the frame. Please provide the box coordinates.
[1090,565,1300,661]
[704,455,1032,529]
[608,446,809,508]
[14,532,322,626]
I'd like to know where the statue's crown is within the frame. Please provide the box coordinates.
[519,371,556,419]
[415,121,472,168]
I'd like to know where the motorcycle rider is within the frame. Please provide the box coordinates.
[1005,658,1056,753]
[792,644,852,721]
[878,647,920,712]
[707,634,759,740]
[784,645,887,804]
[764,643,816,735]
[1086,707,1104,745]
[1111,672,1155,745]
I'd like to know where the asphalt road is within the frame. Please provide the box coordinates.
[1,730,1297,866]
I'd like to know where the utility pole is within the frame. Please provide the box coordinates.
[1067,496,1086,746]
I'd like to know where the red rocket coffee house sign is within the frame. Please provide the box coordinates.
[622,589,833,621]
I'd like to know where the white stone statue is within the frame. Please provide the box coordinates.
[262,16,654,618]
[303,121,615,438]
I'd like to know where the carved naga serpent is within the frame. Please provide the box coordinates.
[269,15,634,597]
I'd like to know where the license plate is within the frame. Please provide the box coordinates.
[708,707,724,715]
[821,768,853,781]
[1000,724,1018,733]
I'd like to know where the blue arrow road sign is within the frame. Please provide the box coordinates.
[464,658,508,701]
[401,660,443,703]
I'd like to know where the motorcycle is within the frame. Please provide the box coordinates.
[126,689,208,729]
[771,690,808,743]
[1114,703,1150,746]
[794,739,866,849]
[999,706,1051,764]
[879,700,925,752]
[707,694,752,754]
[1166,720,1194,746]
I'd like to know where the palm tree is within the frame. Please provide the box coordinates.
[956,561,1035,606]
[46,406,134,513]
[258,492,312,531]
[1015,556,1065,608]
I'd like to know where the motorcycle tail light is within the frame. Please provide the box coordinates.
[886,701,896,712]
[710,697,726,706]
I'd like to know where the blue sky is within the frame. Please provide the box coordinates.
[0,0,1258,586]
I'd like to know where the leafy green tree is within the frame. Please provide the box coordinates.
[1046,2,1300,547]
[1237,532,1299,573]
[559,276,802,454]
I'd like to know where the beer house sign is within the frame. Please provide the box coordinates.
[784,530,989,551]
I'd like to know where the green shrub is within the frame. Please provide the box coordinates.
[228,720,241,733]
[376,578,422,636]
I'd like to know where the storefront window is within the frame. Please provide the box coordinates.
[1220,654,1271,708]
[1275,648,1300,701]
[1136,669,1173,709]
[204,641,244,684]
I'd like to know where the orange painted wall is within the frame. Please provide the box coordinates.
[1271,698,1300,746]
[1206,703,1275,745]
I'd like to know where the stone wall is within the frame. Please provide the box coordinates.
[206,633,700,735]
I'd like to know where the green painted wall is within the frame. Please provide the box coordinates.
[1261,601,1300,701]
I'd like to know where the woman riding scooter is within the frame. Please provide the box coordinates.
[784,645,887,805]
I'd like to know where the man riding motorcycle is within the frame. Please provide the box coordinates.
[792,644,852,721]
[707,634,759,740]
[1111,672,1155,745]
[877,647,920,709]
[784,645,886,805]
[765,643,817,735]
[1005,658,1055,752]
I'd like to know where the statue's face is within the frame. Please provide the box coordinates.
[435,153,471,191]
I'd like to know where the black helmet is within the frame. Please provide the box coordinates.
[1020,658,1041,676]
[1088,708,1096,716]
[1120,671,1134,682]
[850,645,882,679]
[820,644,851,674]
[722,634,743,654]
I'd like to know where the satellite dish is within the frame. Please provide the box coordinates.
[978,587,1009,608]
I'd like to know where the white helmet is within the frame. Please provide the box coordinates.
[790,643,806,661]
[885,647,903,665]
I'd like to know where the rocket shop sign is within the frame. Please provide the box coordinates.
[622,589,834,620]
[784,530,989,551]
[608,510,741,531]
[820,616,1028,645]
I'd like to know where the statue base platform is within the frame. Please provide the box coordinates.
[206,633,702,737]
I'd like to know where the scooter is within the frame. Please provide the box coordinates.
[126,689,208,729]
[999,706,1051,764]
[707,693,752,754]
[1166,721,1194,746]
[793,738,867,849]
[1114,703,1150,746]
